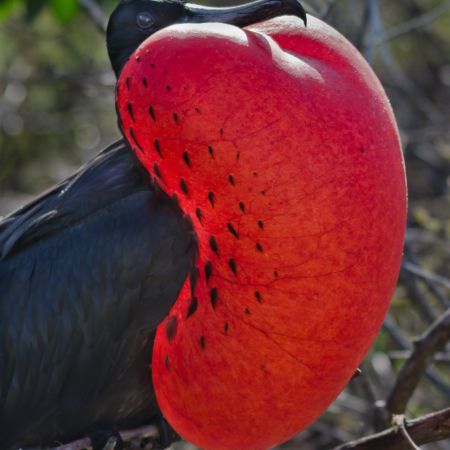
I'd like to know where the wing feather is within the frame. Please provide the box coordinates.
[0,143,197,449]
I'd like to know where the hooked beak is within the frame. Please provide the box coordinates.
[183,0,307,28]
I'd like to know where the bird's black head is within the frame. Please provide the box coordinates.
[107,0,307,77]
[107,0,185,77]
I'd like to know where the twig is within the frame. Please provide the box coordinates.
[355,2,371,51]
[403,243,450,310]
[386,308,450,415]
[77,0,107,34]
[333,407,450,450]
[402,261,450,290]
[319,0,338,20]
[375,0,450,46]
[364,0,379,63]
[25,424,159,450]
[405,228,450,254]
[102,437,118,450]
[307,420,355,446]
[364,0,446,124]
[48,437,91,450]
[383,317,450,400]
[302,0,321,14]
[388,350,450,362]
[119,424,159,443]
[422,277,450,310]
[391,415,421,450]
[400,269,437,323]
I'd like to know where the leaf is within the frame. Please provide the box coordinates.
[50,0,79,23]
[0,0,17,20]
[24,0,46,21]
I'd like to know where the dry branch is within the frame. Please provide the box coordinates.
[25,424,159,450]
[333,407,450,450]
[386,308,450,415]
[382,315,449,396]
[364,0,446,124]
[375,0,450,45]
[403,261,450,290]
[77,0,107,33]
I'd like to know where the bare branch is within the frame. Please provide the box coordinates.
[363,0,446,124]
[364,0,380,63]
[400,269,437,323]
[25,424,159,450]
[333,408,450,450]
[319,0,338,20]
[48,437,91,450]
[405,229,450,255]
[119,424,159,443]
[77,0,107,34]
[391,415,421,450]
[388,350,450,362]
[402,261,450,290]
[375,0,450,46]
[386,309,450,415]
[403,243,450,310]
[383,316,450,397]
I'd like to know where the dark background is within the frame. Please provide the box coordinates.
[0,1,449,449]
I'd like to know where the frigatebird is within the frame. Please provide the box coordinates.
[0,1,307,449]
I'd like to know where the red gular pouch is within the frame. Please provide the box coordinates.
[116,14,407,450]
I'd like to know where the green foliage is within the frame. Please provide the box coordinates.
[50,0,79,23]
[0,0,15,20]
[24,0,47,21]
[0,1,117,195]
[0,0,117,23]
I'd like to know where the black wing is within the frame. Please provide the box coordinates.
[0,141,197,449]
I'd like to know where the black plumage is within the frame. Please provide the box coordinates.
[0,141,197,449]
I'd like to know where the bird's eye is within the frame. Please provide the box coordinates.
[137,12,153,30]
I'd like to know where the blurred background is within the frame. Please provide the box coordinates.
[0,0,449,449]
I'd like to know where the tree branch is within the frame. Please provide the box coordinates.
[319,0,338,20]
[386,308,450,415]
[375,0,450,46]
[383,316,450,397]
[363,0,446,124]
[77,0,107,34]
[391,415,421,450]
[402,261,450,290]
[333,408,450,450]
[25,424,159,450]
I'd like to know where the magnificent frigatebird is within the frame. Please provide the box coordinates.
[0,1,307,449]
